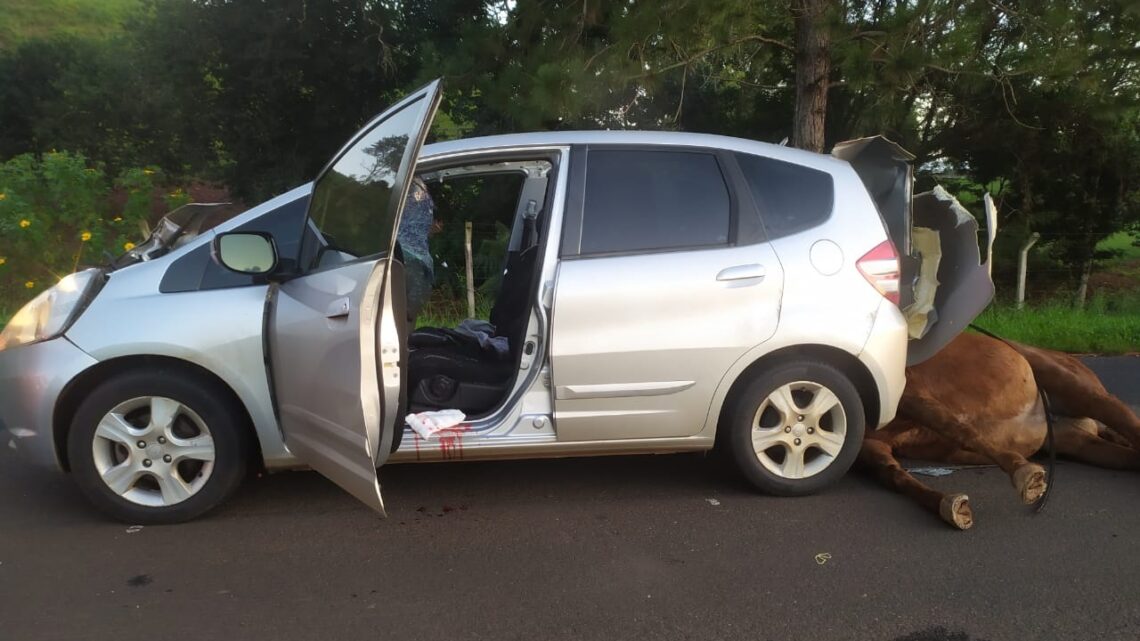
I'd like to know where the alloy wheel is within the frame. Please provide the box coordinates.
[750,381,848,480]
[89,396,216,507]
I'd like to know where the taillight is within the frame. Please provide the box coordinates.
[857,240,901,305]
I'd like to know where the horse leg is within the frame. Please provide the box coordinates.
[1011,343,1140,450]
[897,392,1046,504]
[1054,417,1140,470]
[858,438,973,529]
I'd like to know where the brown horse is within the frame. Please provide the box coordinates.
[859,332,1140,529]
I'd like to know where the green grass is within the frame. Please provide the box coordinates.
[0,0,142,50]
[414,291,494,329]
[1097,231,1140,263]
[971,231,1138,353]
[973,294,1140,354]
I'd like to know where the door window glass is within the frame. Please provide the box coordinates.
[304,97,424,269]
[581,150,731,255]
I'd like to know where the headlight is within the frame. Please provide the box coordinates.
[0,269,102,351]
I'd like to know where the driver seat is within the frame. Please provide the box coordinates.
[407,243,539,415]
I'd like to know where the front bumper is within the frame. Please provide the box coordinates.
[0,337,98,471]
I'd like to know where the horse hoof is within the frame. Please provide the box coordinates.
[939,494,973,530]
[1013,463,1047,504]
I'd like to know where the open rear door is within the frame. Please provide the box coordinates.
[833,136,994,366]
[268,80,441,514]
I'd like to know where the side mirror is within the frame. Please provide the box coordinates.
[212,232,279,275]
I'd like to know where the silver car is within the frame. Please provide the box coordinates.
[0,81,992,522]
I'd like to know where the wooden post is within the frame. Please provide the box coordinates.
[464,221,475,319]
[1017,232,1040,310]
[1075,258,1092,308]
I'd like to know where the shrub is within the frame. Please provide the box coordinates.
[0,150,189,307]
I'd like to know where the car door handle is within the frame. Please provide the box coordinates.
[716,264,766,282]
[326,297,351,319]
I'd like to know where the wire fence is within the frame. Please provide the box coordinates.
[986,230,1139,311]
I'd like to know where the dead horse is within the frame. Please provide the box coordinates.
[859,331,1140,529]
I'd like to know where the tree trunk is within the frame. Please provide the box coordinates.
[792,0,831,152]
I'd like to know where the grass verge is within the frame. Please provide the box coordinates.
[0,0,142,50]
[973,298,1140,355]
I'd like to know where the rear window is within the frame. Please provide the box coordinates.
[581,150,731,255]
[735,153,833,239]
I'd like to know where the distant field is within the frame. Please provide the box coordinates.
[1097,231,1140,262]
[0,0,142,50]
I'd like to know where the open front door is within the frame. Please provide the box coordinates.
[268,80,441,514]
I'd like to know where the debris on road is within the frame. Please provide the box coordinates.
[705,498,721,506]
[126,574,152,587]
[125,525,143,534]
[815,553,832,565]
[908,467,956,477]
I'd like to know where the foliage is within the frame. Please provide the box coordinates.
[0,151,183,305]
[426,173,522,296]
[1,0,1140,307]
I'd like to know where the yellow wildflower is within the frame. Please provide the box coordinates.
[0,192,6,200]
[0,257,6,266]
[113,216,123,222]
[124,242,136,251]
[24,281,35,289]
[19,219,31,229]
[143,169,155,175]
[80,231,92,242]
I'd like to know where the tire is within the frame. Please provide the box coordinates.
[724,359,865,496]
[67,368,250,524]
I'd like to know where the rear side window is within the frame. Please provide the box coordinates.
[581,150,731,255]
[735,153,834,239]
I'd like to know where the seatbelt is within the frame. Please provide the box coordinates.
[521,200,538,250]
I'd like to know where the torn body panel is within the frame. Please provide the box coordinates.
[906,186,995,365]
[833,137,993,365]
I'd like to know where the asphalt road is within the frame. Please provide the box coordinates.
[2,357,1139,641]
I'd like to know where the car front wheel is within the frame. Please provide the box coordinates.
[725,359,865,496]
[67,369,250,523]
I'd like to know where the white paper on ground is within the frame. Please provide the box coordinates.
[405,409,467,440]
[908,467,955,477]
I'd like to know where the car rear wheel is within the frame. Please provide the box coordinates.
[67,369,250,523]
[725,359,865,496]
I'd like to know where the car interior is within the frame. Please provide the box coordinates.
[403,156,555,419]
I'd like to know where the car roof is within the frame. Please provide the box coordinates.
[210,131,850,239]
[421,130,849,173]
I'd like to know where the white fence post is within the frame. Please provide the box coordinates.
[983,193,998,278]
[1017,232,1041,310]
